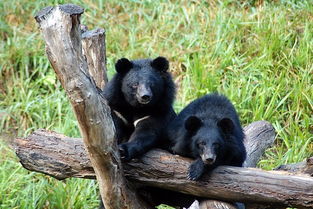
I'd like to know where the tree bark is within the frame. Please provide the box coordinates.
[243,121,276,168]
[82,28,108,90]
[15,121,313,208]
[34,4,146,209]
[275,157,313,176]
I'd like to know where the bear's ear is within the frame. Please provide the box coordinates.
[151,56,169,72]
[217,118,234,134]
[185,116,202,133]
[115,58,133,74]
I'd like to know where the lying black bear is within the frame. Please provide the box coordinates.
[103,56,176,161]
[167,93,246,180]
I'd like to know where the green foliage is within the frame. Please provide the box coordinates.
[156,204,175,209]
[0,0,312,208]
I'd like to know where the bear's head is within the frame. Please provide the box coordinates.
[115,57,170,107]
[185,116,235,165]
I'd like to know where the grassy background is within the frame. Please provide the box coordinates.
[1,0,312,208]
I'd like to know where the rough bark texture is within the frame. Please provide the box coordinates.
[275,157,313,176]
[82,28,108,90]
[15,121,313,208]
[34,4,145,209]
[15,129,93,180]
[243,121,276,168]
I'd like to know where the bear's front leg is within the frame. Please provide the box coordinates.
[187,158,206,181]
[118,135,157,161]
[119,128,158,161]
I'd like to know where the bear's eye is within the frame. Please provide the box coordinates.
[197,141,206,147]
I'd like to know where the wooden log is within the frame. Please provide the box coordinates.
[124,151,313,208]
[14,122,313,208]
[15,120,272,180]
[15,129,93,180]
[275,157,313,176]
[34,4,146,209]
[82,28,108,90]
[243,121,276,168]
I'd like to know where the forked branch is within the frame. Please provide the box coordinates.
[34,4,146,209]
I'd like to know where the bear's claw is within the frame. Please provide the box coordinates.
[118,144,130,162]
[187,159,205,181]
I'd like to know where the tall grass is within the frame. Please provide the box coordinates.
[0,0,312,208]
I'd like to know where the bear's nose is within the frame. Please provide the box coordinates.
[202,153,216,165]
[137,84,152,104]
[141,95,151,102]
[205,158,214,164]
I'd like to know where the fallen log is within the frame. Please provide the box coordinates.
[14,122,313,208]
[15,121,275,180]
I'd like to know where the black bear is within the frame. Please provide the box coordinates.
[167,93,246,180]
[102,56,176,161]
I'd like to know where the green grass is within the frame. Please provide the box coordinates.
[0,139,99,209]
[0,0,312,208]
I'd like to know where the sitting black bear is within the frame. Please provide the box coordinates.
[167,93,246,180]
[103,56,176,161]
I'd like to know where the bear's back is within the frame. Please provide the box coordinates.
[168,93,243,143]
[177,93,239,123]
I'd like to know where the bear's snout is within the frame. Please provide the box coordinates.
[204,157,215,164]
[201,151,216,165]
[137,84,152,104]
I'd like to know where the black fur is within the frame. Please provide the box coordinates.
[103,56,176,161]
[167,93,246,180]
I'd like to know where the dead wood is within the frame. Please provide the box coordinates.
[275,157,313,176]
[82,28,108,90]
[15,121,313,208]
[34,4,146,209]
